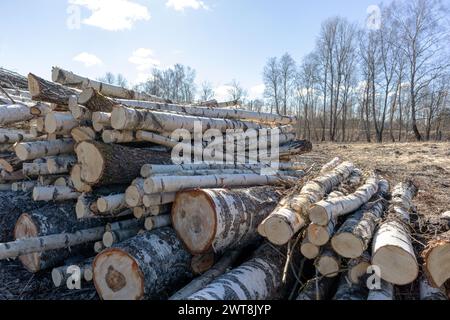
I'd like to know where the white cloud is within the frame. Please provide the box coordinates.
[135,72,153,84]
[129,48,161,72]
[249,84,265,100]
[166,0,209,11]
[213,85,233,102]
[69,0,150,31]
[73,52,103,67]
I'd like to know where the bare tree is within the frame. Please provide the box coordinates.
[263,57,281,114]
[227,79,247,103]
[279,53,297,115]
[199,81,214,101]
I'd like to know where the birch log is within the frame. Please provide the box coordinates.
[52,67,168,103]
[15,139,74,161]
[70,164,92,193]
[71,127,97,143]
[75,141,171,186]
[0,67,29,90]
[125,179,146,208]
[115,98,297,124]
[77,88,117,113]
[144,174,290,194]
[144,215,171,231]
[111,105,267,133]
[300,235,320,260]
[46,155,77,174]
[45,112,78,134]
[7,203,105,272]
[1,169,25,182]
[93,228,193,300]
[320,157,341,174]
[32,186,80,202]
[23,162,51,176]
[102,130,136,144]
[0,153,22,173]
[28,73,78,106]
[134,205,170,219]
[170,250,241,300]
[52,258,94,287]
[187,244,288,300]
[172,186,282,254]
[143,193,176,207]
[367,280,395,300]
[309,173,380,226]
[422,230,450,288]
[347,251,371,284]
[0,104,33,125]
[372,181,419,285]
[331,179,389,258]
[259,162,355,246]
[0,130,44,144]
[102,228,141,248]
[97,194,126,214]
[315,246,341,278]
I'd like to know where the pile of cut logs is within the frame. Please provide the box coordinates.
[0,67,448,300]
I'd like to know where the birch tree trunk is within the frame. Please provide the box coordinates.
[102,228,141,248]
[0,67,29,90]
[142,193,176,207]
[28,73,79,106]
[32,186,80,202]
[8,203,106,272]
[93,228,193,300]
[75,141,171,186]
[372,181,419,285]
[102,130,136,144]
[144,174,290,194]
[96,194,126,214]
[172,186,282,254]
[187,244,288,300]
[45,112,78,134]
[170,250,241,300]
[259,162,355,245]
[0,104,33,126]
[309,173,380,226]
[111,105,267,133]
[14,139,74,161]
[52,67,168,103]
[144,215,172,231]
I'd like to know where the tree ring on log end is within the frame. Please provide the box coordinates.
[308,206,329,226]
[14,144,30,161]
[348,261,371,284]
[93,249,145,300]
[14,213,40,273]
[263,215,294,246]
[423,243,450,287]
[372,245,419,285]
[331,233,364,259]
[307,224,330,246]
[316,256,339,278]
[301,242,319,260]
[76,142,105,185]
[171,190,217,254]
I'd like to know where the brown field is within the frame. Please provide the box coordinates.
[297,142,450,220]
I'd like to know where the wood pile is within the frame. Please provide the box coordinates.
[0,67,448,301]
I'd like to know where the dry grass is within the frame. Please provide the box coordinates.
[297,142,450,219]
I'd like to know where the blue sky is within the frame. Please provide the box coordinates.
[0,0,396,100]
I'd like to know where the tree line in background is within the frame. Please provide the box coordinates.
[100,0,450,143]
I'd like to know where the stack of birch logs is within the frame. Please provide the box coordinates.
[0,67,319,300]
[258,157,449,300]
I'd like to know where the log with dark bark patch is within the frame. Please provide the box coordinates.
[172,186,283,254]
[78,88,117,113]
[0,68,29,90]
[12,203,106,272]
[187,244,290,300]
[93,228,193,300]
[0,153,23,173]
[28,73,78,106]
[0,192,44,242]
[75,141,171,186]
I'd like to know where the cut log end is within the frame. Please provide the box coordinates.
[348,261,371,284]
[110,107,127,130]
[13,213,40,273]
[14,144,29,161]
[171,191,216,254]
[309,205,329,226]
[102,232,116,248]
[125,185,143,208]
[300,241,320,260]
[316,256,340,278]
[331,233,365,259]
[372,245,419,285]
[78,87,95,105]
[423,241,450,287]
[93,249,145,300]
[27,74,41,98]
[76,142,105,184]
[191,253,215,275]
[262,215,294,246]
[307,224,331,246]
